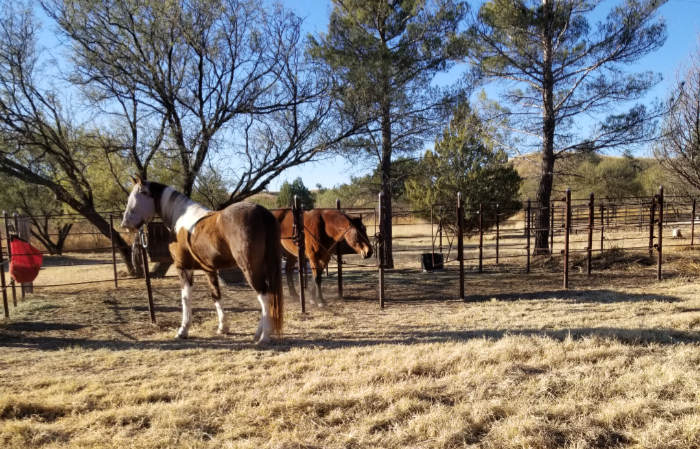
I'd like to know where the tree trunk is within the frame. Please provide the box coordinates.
[535,0,555,256]
[78,208,136,274]
[380,103,394,269]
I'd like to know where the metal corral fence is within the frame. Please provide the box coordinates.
[1,186,696,319]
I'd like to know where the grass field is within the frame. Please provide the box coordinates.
[1,244,699,448]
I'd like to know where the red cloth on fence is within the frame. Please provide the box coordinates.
[9,238,43,283]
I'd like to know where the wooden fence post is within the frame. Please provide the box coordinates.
[293,196,306,313]
[564,189,571,289]
[138,229,156,323]
[588,192,594,276]
[648,196,656,257]
[378,192,385,308]
[691,199,696,247]
[336,199,343,299]
[478,203,483,273]
[526,199,531,274]
[657,186,664,281]
[0,237,8,319]
[3,211,16,307]
[495,203,500,265]
[457,192,464,301]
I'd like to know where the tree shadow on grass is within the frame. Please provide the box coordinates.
[1,326,697,352]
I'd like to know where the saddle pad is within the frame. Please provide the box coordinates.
[9,238,43,283]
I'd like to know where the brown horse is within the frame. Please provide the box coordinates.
[121,176,283,343]
[272,209,373,305]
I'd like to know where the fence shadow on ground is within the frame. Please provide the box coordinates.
[2,325,697,353]
[41,255,113,267]
[461,289,682,304]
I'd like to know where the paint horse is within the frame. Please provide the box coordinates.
[121,177,283,343]
[272,209,373,305]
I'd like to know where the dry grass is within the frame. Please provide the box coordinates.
[1,253,699,448]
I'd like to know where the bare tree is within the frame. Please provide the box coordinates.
[48,0,358,203]
[656,39,700,192]
[0,3,135,271]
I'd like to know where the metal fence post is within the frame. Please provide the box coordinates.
[431,205,436,269]
[495,203,500,265]
[138,230,156,323]
[587,193,594,276]
[657,186,664,281]
[0,237,8,319]
[600,205,605,252]
[648,196,656,258]
[336,199,343,299]
[3,211,16,307]
[293,196,306,313]
[457,192,464,301]
[564,189,571,289]
[109,214,119,289]
[378,192,385,308]
[13,212,22,301]
[478,203,483,273]
[550,201,554,253]
[526,199,531,274]
[691,199,696,247]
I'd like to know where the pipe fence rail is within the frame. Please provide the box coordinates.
[2,187,698,319]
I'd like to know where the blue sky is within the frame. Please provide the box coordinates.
[33,1,700,191]
[269,0,700,190]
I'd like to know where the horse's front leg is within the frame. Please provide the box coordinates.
[206,271,228,334]
[176,268,194,339]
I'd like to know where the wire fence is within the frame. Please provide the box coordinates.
[1,187,696,319]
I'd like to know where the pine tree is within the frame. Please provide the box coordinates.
[309,0,467,267]
[405,104,521,231]
[466,0,667,254]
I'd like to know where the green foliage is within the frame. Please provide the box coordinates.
[192,168,231,210]
[405,104,522,232]
[565,155,644,201]
[277,178,315,210]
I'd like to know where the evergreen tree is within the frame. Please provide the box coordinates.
[466,0,667,254]
[309,0,467,268]
[405,104,522,232]
[277,178,315,210]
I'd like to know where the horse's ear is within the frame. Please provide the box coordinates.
[130,175,142,186]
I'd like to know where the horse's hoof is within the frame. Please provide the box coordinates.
[217,326,229,335]
[175,329,188,339]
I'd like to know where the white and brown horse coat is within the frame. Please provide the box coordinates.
[121,180,282,342]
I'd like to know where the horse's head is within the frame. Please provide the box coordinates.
[121,175,157,231]
[344,215,373,259]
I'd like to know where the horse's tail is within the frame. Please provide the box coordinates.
[265,212,284,336]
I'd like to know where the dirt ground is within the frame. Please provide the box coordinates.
[0,248,699,448]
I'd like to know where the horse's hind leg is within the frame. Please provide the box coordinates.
[253,292,272,344]
[285,255,299,300]
[176,268,194,339]
[205,271,228,334]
